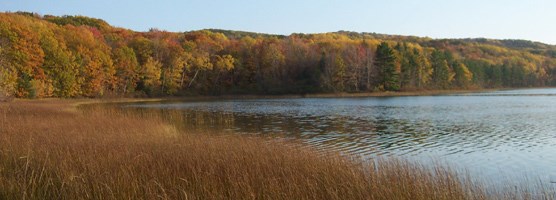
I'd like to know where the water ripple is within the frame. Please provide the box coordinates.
[125,88,556,185]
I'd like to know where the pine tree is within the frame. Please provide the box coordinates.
[375,42,399,91]
[431,50,455,89]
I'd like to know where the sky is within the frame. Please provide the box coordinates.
[1,0,556,44]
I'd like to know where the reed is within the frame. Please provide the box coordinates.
[0,100,552,199]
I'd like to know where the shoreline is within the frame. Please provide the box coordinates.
[105,88,504,103]
[11,87,547,106]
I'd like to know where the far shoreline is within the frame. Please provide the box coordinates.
[10,87,552,106]
[128,88,507,102]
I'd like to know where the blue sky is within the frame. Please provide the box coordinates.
[1,0,555,44]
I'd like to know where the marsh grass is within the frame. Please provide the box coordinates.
[0,100,553,199]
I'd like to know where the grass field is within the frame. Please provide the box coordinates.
[0,100,553,199]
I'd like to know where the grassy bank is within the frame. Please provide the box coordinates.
[0,100,552,199]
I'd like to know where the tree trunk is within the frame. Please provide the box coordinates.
[188,69,200,88]
[180,64,188,88]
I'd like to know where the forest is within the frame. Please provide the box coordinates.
[1,12,556,98]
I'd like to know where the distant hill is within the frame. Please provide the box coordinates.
[201,29,286,39]
[1,12,555,98]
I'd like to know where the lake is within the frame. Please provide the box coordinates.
[123,88,556,186]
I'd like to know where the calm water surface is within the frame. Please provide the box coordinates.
[125,88,556,185]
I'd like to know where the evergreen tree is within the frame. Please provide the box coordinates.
[396,43,413,89]
[431,50,455,89]
[375,42,399,91]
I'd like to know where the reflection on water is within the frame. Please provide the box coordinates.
[123,88,556,185]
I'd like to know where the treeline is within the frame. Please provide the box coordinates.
[1,12,556,98]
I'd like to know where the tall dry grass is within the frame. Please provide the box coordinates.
[0,100,552,199]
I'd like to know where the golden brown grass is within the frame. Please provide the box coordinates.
[0,100,553,199]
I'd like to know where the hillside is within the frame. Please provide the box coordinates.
[1,12,555,98]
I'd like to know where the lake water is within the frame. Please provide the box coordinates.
[124,88,556,186]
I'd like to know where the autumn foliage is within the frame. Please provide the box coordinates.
[1,12,556,98]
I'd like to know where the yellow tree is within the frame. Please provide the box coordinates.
[333,55,346,91]
[112,46,139,94]
[42,23,79,97]
[215,54,235,71]
[415,48,433,89]
[0,20,13,97]
[187,52,213,88]
[454,62,473,88]
[260,41,285,91]
[140,57,162,95]
[0,14,45,97]
[0,39,17,97]
[60,25,114,97]
[162,52,188,94]
[208,54,236,93]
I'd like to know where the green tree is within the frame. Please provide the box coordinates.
[375,42,399,91]
[396,43,413,89]
[431,50,455,89]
